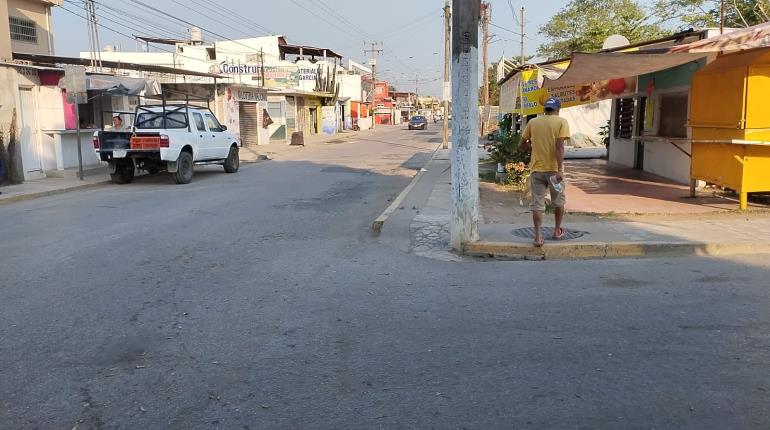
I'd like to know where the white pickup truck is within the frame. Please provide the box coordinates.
[93,105,240,184]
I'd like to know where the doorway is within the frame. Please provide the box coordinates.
[634,97,647,170]
[309,107,318,134]
[18,87,44,180]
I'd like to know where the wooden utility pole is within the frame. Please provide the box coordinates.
[520,6,525,67]
[480,2,490,135]
[450,0,480,250]
[720,0,725,34]
[364,42,383,130]
[442,0,451,149]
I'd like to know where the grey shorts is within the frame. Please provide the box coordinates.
[530,171,566,212]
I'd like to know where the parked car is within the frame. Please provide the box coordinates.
[93,105,240,184]
[408,115,428,130]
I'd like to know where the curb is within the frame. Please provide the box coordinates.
[464,240,770,260]
[371,143,446,235]
[0,181,109,206]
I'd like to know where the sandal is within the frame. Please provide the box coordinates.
[533,238,545,247]
[552,228,565,240]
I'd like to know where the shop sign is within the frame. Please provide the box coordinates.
[211,62,318,89]
[515,65,637,115]
[232,87,267,102]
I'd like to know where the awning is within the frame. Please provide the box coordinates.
[58,74,161,96]
[543,22,770,88]
[542,52,707,88]
[670,22,770,53]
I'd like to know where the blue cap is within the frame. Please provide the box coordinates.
[543,97,561,111]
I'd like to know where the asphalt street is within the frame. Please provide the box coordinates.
[1,126,769,429]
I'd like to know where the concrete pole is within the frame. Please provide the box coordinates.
[442,0,451,149]
[450,0,480,251]
[481,2,490,135]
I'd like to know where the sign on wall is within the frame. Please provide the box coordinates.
[321,106,337,135]
[210,62,318,89]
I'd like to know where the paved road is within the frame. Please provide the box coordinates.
[1,126,769,429]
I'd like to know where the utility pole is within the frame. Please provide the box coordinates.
[480,2,491,136]
[414,74,419,104]
[85,0,102,69]
[442,0,451,150]
[720,0,725,34]
[450,0,480,251]
[519,6,525,68]
[260,48,265,88]
[364,42,383,130]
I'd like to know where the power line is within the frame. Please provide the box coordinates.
[186,0,277,36]
[169,0,250,41]
[490,22,547,44]
[77,1,187,40]
[310,0,374,39]
[287,0,363,40]
[59,4,220,67]
[124,0,283,61]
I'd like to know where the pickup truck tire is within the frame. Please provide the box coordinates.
[110,160,134,184]
[223,146,239,173]
[172,151,194,184]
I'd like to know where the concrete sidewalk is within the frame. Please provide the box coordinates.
[0,128,377,205]
[406,150,770,260]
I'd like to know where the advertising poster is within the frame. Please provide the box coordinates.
[516,68,637,115]
[321,106,337,135]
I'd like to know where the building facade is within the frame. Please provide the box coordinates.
[1,0,62,182]
[82,35,355,141]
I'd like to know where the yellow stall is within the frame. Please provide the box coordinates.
[689,48,770,209]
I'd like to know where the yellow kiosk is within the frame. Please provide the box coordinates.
[689,48,770,209]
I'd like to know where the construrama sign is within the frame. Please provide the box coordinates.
[210,62,318,89]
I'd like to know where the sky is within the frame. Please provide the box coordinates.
[52,0,566,97]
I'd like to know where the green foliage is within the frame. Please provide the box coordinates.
[478,65,500,106]
[598,120,611,147]
[538,0,667,60]
[488,130,532,187]
[653,0,770,29]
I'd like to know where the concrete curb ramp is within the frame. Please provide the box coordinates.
[465,241,770,260]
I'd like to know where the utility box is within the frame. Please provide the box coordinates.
[689,48,770,209]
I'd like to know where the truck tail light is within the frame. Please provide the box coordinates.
[159,135,169,148]
[92,136,100,149]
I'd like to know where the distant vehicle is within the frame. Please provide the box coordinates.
[93,105,240,184]
[408,115,428,130]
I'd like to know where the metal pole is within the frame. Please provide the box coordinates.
[442,0,451,150]
[75,104,84,181]
[450,0,480,251]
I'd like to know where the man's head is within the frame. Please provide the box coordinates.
[112,115,123,127]
[543,97,561,115]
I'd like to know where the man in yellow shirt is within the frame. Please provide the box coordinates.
[518,97,570,247]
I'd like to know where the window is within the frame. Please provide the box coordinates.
[135,112,188,129]
[204,113,222,132]
[193,113,206,131]
[658,93,688,138]
[614,98,635,139]
[9,17,37,43]
[268,101,282,120]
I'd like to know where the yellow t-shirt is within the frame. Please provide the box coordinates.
[522,115,570,173]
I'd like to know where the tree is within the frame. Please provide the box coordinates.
[652,0,770,29]
[538,0,666,60]
[478,65,500,106]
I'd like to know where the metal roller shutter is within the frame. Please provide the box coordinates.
[239,102,258,146]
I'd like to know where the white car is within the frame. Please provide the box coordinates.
[93,105,240,184]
